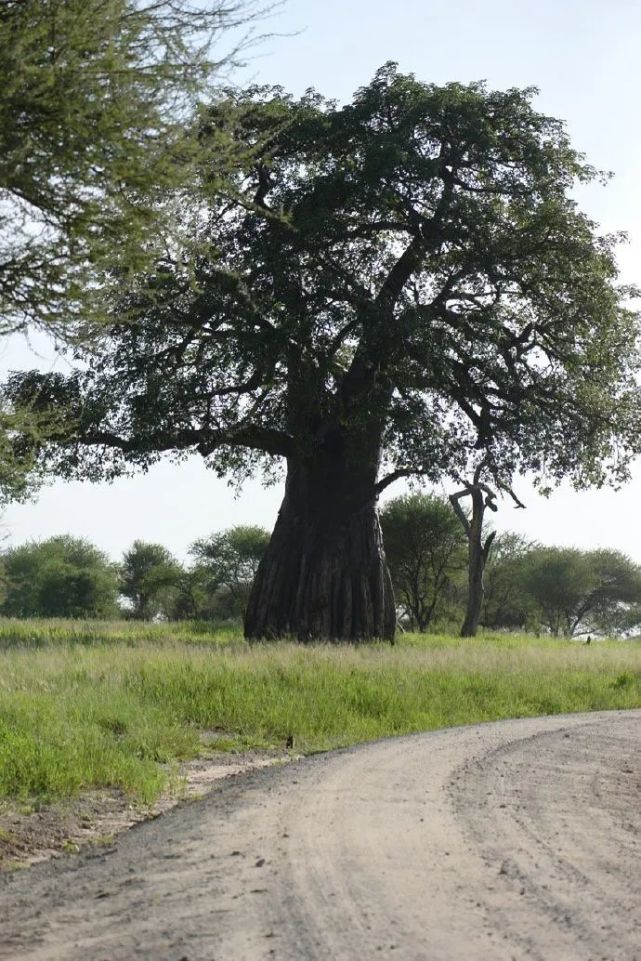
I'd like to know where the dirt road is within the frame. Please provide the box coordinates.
[2,710,640,960]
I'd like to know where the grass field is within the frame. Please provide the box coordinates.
[1,618,641,806]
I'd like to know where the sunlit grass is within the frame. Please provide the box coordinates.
[1,620,640,805]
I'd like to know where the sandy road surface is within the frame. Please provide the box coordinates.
[1,710,641,961]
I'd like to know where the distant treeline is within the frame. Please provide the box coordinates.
[381,495,641,638]
[0,527,269,623]
[2,496,640,636]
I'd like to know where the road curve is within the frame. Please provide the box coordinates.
[2,710,641,961]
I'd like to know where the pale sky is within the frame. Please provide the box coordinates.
[3,0,641,562]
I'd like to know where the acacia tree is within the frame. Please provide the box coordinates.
[0,0,270,332]
[521,547,641,637]
[381,494,466,631]
[481,532,537,630]
[120,540,182,620]
[0,0,271,500]
[5,65,641,641]
[189,525,270,618]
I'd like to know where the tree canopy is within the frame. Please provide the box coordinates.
[120,540,182,620]
[380,493,465,631]
[183,524,270,619]
[0,535,119,618]
[6,64,641,640]
[519,546,641,637]
[0,0,269,332]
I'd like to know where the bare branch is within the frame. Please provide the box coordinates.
[449,489,471,537]
[374,469,418,496]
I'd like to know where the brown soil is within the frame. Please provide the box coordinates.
[0,747,295,870]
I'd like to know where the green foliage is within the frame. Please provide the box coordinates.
[7,63,639,498]
[381,493,466,630]
[481,532,539,631]
[0,536,119,618]
[120,541,183,621]
[0,409,41,505]
[521,546,641,637]
[2,626,641,803]
[477,539,641,637]
[179,525,271,620]
[0,0,265,332]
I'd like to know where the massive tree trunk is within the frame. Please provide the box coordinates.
[244,458,396,642]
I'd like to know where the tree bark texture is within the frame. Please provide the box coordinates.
[244,460,396,642]
[461,516,485,638]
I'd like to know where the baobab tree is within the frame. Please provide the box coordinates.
[5,65,640,640]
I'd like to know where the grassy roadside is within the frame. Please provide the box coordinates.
[1,622,641,806]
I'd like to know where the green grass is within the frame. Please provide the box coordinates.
[1,619,641,805]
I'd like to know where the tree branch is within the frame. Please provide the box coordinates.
[375,237,425,312]
[374,468,419,496]
[449,489,471,537]
[79,423,293,459]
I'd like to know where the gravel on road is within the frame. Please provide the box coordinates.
[1,710,640,961]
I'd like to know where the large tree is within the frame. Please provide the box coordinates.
[0,0,270,333]
[5,65,641,640]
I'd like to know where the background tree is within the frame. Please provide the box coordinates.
[170,568,210,621]
[449,468,502,637]
[577,550,641,637]
[380,493,466,631]
[6,66,640,641]
[188,525,270,620]
[522,546,641,637]
[120,541,182,620]
[480,531,537,630]
[0,535,119,618]
[0,0,270,332]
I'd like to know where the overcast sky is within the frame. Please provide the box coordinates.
[3,0,641,561]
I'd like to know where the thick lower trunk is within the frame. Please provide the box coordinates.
[244,461,396,642]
